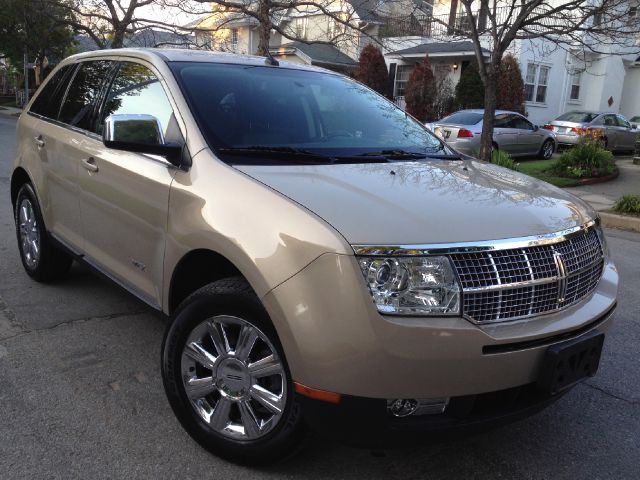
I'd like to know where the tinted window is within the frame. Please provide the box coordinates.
[438,111,483,125]
[616,115,631,128]
[102,62,174,138]
[555,111,598,123]
[631,116,640,123]
[59,60,113,131]
[509,115,534,130]
[171,62,442,156]
[494,113,512,128]
[29,65,74,118]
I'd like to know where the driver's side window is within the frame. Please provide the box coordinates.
[101,62,175,139]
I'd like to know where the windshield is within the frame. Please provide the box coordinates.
[631,116,640,122]
[170,62,445,163]
[555,111,598,123]
[438,112,483,125]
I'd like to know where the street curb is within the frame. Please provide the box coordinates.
[0,107,23,118]
[600,212,640,233]
[576,168,619,186]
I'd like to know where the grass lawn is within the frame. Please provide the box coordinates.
[517,159,581,187]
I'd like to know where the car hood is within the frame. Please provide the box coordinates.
[234,160,596,245]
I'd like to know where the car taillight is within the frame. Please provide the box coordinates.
[570,127,586,134]
[542,124,554,130]
[457,128,474,138]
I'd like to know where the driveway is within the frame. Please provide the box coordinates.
[0,115,639,479]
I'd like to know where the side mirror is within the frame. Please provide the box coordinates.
[103,114,183,167]
[533,125,539,131]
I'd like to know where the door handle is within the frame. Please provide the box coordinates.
[81,157,99,173]
[34,135,45,148]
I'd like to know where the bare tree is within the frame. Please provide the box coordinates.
[162,0,377,57]
[423,0,640,160]
[43,0,197,49]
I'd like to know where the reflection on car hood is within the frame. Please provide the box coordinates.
[234,160,596,245]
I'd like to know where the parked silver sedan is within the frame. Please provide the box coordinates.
[546,111,637,151]
[427,109,557,159]
[630,116,640,129]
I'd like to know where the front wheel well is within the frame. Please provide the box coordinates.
[10,167,31,209]
[168,249,243,314]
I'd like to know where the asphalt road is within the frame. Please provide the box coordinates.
[0,115,639,479]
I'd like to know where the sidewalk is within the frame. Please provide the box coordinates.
[0,105,22,117]
[565,156,640,232]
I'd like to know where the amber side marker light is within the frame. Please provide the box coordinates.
[294,382,342,404]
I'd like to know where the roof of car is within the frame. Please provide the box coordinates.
[63,48,336,74]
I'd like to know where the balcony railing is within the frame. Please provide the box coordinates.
[379,5,573,39]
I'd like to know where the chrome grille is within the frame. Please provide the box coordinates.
[451,228,604,323]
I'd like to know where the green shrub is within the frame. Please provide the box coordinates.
[491,149,519,171]
[551,139,615,178]
[614,195,640,214]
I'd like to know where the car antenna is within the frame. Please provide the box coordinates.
[264,48,280,66]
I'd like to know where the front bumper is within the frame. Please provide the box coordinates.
[262,254,618,400]
[298,380,569,448]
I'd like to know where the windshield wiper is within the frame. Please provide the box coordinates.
[355,150,427,160]
[218,146,389,164]
[424,154,463,160]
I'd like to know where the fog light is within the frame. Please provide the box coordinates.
[388,399,418,417]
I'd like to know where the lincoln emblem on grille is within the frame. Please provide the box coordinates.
[552,250,568,303]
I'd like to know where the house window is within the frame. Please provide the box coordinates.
[231,29,238,50]
[295,18,308,40]
[569,72,581,100]
[394,65,413,97]
[524,63,550,103]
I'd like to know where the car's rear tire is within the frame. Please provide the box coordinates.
[14,183,72,282]
[161,277,305,465]
[540,139,554,160]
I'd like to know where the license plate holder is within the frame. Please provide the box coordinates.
[537,331,604,395]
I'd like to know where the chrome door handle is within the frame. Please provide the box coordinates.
[34,136,45,148]
[81,157,99,173]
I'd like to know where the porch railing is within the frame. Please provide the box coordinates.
[379,5,570,39]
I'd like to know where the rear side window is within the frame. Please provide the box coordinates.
[509,115,534,130]
[29,65,74,119]
[59,60,114,131]
[101,62,174,138]
[494,113,512,128]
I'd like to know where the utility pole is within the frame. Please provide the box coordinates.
[24,50,29,106]
[23,1,29,107]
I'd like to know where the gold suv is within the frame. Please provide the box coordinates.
[12,49,618,465]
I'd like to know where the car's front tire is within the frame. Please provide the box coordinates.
[540,139,554,160]
[161,277,305,465]
[14,183,72,282]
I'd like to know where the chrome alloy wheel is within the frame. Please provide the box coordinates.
[18,198,40,269]
[543,140,554,159]
[181,315,287,440]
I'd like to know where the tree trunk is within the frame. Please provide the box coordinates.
[255,0,271,56]
[479,64,497,162]
[111,26,126,48]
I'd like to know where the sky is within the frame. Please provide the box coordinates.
[135,1,209,27]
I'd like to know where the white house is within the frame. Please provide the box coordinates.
[187,0,640,124]
[380,0,640,124]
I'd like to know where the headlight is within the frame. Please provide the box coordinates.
[357,256,460,315]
